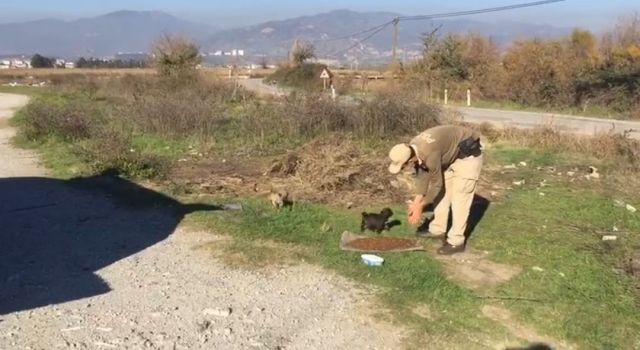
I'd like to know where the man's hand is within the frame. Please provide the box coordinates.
[407,195,425,226]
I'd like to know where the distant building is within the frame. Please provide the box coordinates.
[10,59,30,69]
[0,60,10,69]
[65,62,75,69]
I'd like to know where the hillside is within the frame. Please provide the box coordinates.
[0,10,217,57]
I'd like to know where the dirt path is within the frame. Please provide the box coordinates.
[0,93,404,349]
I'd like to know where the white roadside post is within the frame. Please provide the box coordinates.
[444,89,448,105]
[467,89,471,106]
[331,85,336,101]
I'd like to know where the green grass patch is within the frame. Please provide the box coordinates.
[0,85,49,97]
[489,144,566,167]
[471,164,640,349]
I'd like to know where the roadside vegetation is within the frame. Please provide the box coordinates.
[402,13,640,119]
[5,33,640,349]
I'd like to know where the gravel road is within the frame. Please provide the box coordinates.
[0,93,404,349]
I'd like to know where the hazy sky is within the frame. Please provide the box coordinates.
[1,0,638,30]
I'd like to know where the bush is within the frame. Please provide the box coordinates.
[75,129,169,179]
[18,95,103,142]
[152,35,201,79]
[266,63,329,91]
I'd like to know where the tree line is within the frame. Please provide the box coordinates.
[408,13,640,117]
[30,54,149,69]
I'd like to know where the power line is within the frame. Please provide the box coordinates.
[399,0,566,21]
[319,0,566,57]
[312,20,396,43]
[324,21,394,57]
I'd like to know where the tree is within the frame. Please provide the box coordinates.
[289,39,315,66]
[258,55,269,69]
[152,35,201,78]
[31,54,54,68]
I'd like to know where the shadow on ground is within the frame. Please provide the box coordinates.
[505,344,553,350]
[0,170,220,315]
[417,194,491,242]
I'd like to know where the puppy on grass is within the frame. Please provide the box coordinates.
[361,208,394,234]
[269,188,291,209]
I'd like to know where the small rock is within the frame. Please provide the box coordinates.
[558,272,566,278]
[567,171,576,176]
[61,326,84,332]
[249,340,264,348]
[532,266,544,272]
[203,308,232,317]
[503,164,517,169]
[490,191,498,197]
[539,192,546,196]
[222,203,243,211]
[539,180,547,187]
[602,235,617,241]
[197,320,211,333]
[614,199,625,207]
[512,180,525,186]
[224,328,232,336]
[519,161,527,167]
[626,204,637,213]
[557,172,563,176]
[346,202,354,209]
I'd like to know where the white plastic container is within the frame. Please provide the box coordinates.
[361,254,384,267]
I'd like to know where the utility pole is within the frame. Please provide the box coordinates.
[391,16,400,69]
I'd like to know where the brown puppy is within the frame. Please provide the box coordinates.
[269,188,290,209]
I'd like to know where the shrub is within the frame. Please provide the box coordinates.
[75,129,169,179]
[18,95,102,142]
[266,63,329,91]
[152,35,201,79]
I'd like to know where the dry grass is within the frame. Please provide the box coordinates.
[471,122,640,170]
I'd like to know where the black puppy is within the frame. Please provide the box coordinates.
[361,208,394,234]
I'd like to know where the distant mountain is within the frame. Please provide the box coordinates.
[205,9,571,61]
[0,9,572,62]
[0,10,218,57]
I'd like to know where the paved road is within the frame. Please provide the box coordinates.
[449,106,640,140]
[237,79,640,140]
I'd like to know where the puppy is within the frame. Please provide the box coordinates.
[269,188,290,209]
[361,208,394,234]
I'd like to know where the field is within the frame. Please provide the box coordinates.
[3,69,640,349]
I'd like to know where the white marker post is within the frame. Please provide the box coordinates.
[331,85,336,101]
[467,89,471,106]
[444,89,448,105]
